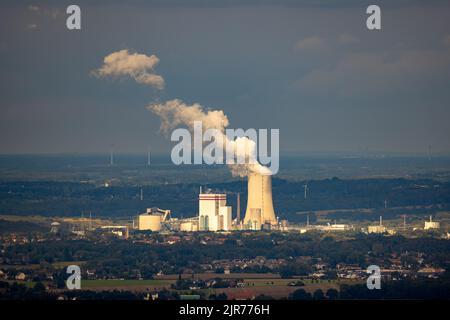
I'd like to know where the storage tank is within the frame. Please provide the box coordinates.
[243,173,277,227]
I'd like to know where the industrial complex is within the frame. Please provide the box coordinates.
[51,172,444,237]
[136,172,283,232]
[131,171,443,235]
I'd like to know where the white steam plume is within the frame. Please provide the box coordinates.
[149,99,229,134]
[147,99,272,177]
[92,49,164,89]
[93,51,272,176]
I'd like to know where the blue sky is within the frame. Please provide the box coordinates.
[1,0,450,154]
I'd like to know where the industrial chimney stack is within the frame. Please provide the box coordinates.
[236,193,240,222]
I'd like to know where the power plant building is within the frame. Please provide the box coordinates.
[424,216,440,230]
[179,220,199,232]
[135,172,281,233]
[198,193,232,231]
[320,224,352,232]
[368,216,387,234]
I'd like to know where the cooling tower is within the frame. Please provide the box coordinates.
[244,172,277,226]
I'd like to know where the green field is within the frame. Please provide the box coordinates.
[81,279,172,288]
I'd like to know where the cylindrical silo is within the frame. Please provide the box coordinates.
[138,214,162,231]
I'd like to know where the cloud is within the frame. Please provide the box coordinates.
[295,34,358,55]
[294,50,450,97]
[28,5,40,12]
[27,4,61,19]
[92,50,165,89]
[337,33,359,45]
[148,99,229,134]
[27,24,38,30]
[294,36,328,52]
[147,99,271,176]
[443,35,450,46]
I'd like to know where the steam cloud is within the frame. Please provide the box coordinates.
[148,99,272,177]
[149,99,229,134]
[94,50,272,176]
[92,50,164,89]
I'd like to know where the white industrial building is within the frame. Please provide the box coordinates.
[368,225,387,234]
[424,216,440,230]
[368,216,387,234]
[319,223,352,232]
[100,225,129,238]
[198,193,232,231]
[179,218,199,232]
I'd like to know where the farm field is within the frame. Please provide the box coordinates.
[155,273,281,280]
[80,279,174,291]
[208,279,363,299]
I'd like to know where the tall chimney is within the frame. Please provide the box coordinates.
[244,172,277,226]
[236,193,240,222]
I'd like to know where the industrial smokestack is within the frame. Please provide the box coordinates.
[244,173,277,226]
[236,193,240,222]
